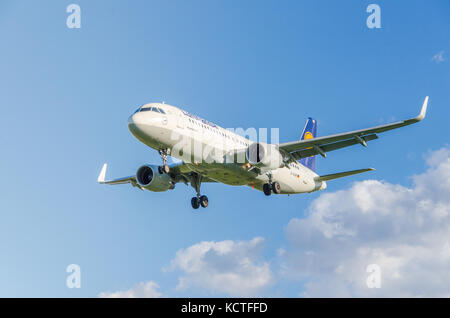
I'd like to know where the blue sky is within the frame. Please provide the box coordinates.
[0,0,449,297]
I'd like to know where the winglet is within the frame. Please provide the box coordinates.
[415,96,429,121]
[97,163,107,183]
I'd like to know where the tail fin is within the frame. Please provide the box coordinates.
[299,117,317,171]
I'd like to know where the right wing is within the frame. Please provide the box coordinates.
[97,163,142,189]
[97,162,217,190]
[279,97,429,161]
[166,163,218,184]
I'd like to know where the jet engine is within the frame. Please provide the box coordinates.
[246,142,284,170]
[136,165,174,192]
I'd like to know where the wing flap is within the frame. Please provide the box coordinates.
[291,134,378,160]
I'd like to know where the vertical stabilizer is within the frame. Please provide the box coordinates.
[299,117,317,171]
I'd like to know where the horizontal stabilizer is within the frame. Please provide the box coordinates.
[314,168,375,182]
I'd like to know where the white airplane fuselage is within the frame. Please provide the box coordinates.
[127,103,326,194]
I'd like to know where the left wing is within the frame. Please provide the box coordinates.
[279,96,429,160]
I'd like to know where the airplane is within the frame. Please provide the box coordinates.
[98,96,429,209]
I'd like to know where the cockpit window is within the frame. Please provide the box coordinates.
[139,107,164,113]
[137,106,166,114]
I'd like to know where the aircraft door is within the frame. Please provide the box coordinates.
[177,113,185,129]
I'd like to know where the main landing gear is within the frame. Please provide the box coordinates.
[191,195,209,209]
[190,173,209,209]
[263,182,281,196]
[263,172,281,196]
[158,149,170,174]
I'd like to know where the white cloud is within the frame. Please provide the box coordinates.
[98,281,162,298]
[431,50,445,63]
[282,147,450,297]
[98,148,450,297]
[169,237,273,296]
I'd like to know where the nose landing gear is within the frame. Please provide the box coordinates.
[158,149,170,174]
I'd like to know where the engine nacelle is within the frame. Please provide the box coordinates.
[246,142,284,170]
[136,165,174,192]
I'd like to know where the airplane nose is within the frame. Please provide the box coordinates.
[128,113,140,136]
[127,114,134,125]
[127,111,151,138]
[128,108,165,139]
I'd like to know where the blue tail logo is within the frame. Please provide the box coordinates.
[299,117,317,171]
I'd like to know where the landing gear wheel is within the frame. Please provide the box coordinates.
[263,183,272,196]
[158,165,170,174]
[199,195,209,208]
[191,197,200,209]
[272,181,281,194]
